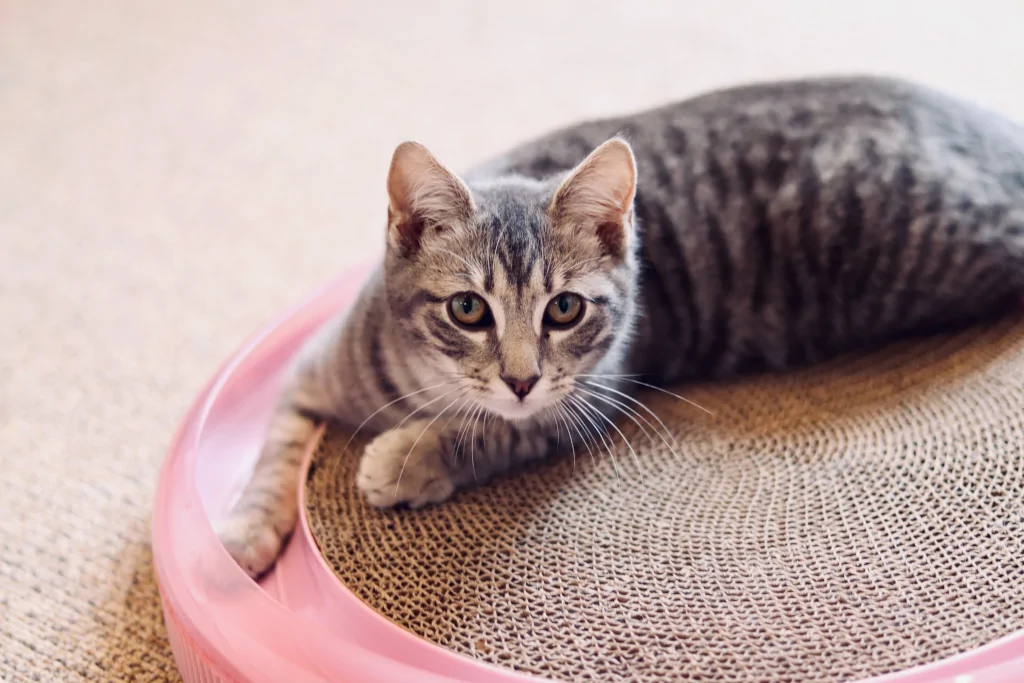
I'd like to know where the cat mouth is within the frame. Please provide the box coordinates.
[485,397,546,421]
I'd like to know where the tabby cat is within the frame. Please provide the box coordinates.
[217,76,1024,578]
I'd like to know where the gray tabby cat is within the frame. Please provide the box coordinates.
[217,76,1024,578]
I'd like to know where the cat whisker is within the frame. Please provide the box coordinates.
[564,396,620,481]
[464,404,485,466]
[454,403,483,466]
[570,395,645,485]
[574,386,662,448]
[481,409,492,456]
[436,370,472,380]
[550,404,580,475]
[441,397,475,469]
[451,406,473,463]
[394,390,468,497]
[545,406,560,449]
[440,395,475,434]
[469,403,486,483]
[555,401,597,468]
[580,380,682,450]
[339,381,454,456]
[578,375,714,415]
[393,385,468,430]
[545,406,567,472]
[560,401,601,473]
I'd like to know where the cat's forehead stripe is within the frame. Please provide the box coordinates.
[483,203,546,296]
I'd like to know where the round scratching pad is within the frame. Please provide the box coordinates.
[305,315,1024,683]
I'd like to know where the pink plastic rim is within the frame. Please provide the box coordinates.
[152,261,1024,683]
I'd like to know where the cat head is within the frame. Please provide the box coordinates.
[383,137,640,422]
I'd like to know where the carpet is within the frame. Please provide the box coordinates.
[3,1,1024,680]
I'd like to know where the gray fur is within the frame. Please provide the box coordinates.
[218,76,1024,577]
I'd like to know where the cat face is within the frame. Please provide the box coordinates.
[384,138,639,422]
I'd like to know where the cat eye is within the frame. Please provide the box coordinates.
[448,292,492,328]
[544,293,584,328]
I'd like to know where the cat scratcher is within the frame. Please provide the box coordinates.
[154,264,1024,682]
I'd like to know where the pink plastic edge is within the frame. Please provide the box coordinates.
[152,262,1024,683]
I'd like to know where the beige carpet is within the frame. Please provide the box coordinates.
[2,1,1023,681]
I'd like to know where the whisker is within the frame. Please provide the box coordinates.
[578,375,714,415]
[451,405,473,463]
[560,403,599,473]
[394,390,467,496]
[546,406,561,449]
[455,403,483,464]
[552,405,579,475]
[436,371,473,382]
[481,409,492,454]
[557,402,597,467]
[440,395,475,440]
[466,403,484,459]
[571,394,645,481]
[565,396,620,480]
[394,386,468,430]
[577,384,685,466]
[545,406,567,472]
[574,386,660,446]
[469,404,485,483]
[581,380,682,450]
[340,381,453,456]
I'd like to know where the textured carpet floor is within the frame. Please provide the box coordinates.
[2,1,1023,681]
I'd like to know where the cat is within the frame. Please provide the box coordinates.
[216,76,1024,578]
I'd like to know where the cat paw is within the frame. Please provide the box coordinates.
[215,512,287,579]
[356,422,455,508]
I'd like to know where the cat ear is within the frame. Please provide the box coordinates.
[386,141,474,256]
[549,137,637,258]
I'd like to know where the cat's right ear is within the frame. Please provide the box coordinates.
[386,142,474,257]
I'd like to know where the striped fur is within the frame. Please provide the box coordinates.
[219,76,1024,577]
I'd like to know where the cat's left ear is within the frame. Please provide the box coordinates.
[549,137,637,258]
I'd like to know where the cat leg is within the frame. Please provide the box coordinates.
[216,370,336,578]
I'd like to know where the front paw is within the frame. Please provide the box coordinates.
[215,511,288,579]
[356,422,455,508]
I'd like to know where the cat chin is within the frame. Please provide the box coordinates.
[483,398,550,423]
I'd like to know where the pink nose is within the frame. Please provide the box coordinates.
[502,375,539,400]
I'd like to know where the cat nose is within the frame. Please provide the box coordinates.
[502,374,539,400]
